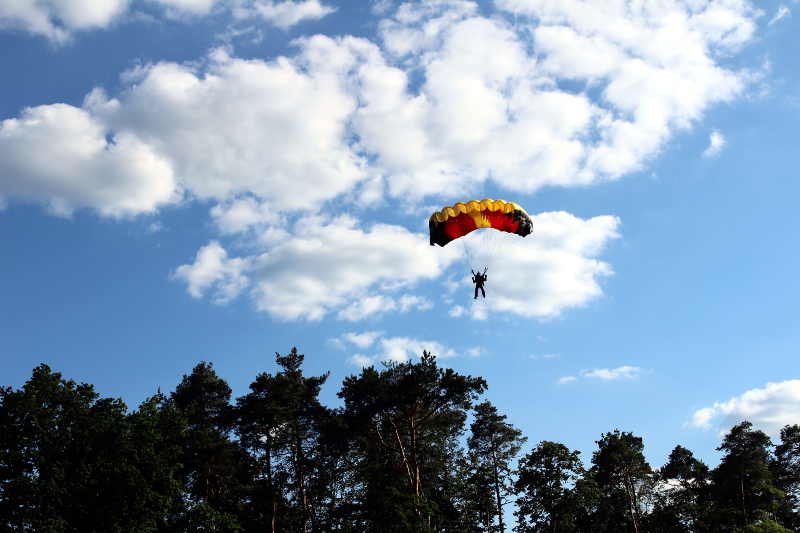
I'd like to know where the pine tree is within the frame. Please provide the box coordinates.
[589,430,653,533]
[338,351,486,531]
[514,440,585,533]
[647,445,711,532]
[467,401,526,532]
[710,421,782,531]
[171,361,249,531]
[772,424,800,529]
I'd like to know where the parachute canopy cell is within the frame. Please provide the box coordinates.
[428,199,533,246]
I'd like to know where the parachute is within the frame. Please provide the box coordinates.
[429,199,532,247]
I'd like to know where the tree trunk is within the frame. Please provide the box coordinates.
[624,475,640,533]
[491,445,505,532]
[740,472,748,526]
[265,434,277,533]
[293,428,314,533]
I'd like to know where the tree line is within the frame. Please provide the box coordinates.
[1,349,798,532]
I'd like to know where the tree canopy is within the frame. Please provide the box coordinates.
[1,354,797,532]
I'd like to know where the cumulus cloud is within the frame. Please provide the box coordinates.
[3,0,759,219]
[688,380,800,437]
[0,0,335,41]
[243,0,336,28]
[172,240,251,303]
[1,41,376,217]
[1,0,761,327]
[174,214,455,320]
[449,305,466,317]
[362,0,756,198]
[0,103,177,217]
[210,197,283,235]
[452,211,620,320]
[156,0,219,16]
[349,335,458,366]
[558,365,644,384]
[336,293,432,321]
[0,0,129,42]
[177,208,619,323]
[703,129,726,158]
[335,330,459,366]
[91,45,370,210]
[342,330,383,349]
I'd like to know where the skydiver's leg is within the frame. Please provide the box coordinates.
[480,286,485,298]
[474,285,479,299]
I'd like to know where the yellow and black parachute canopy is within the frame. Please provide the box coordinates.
[428,199,532,247]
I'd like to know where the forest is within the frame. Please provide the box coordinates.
[1,349,798,533]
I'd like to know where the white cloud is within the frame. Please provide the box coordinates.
[688,380,800,437]
[398,294,432,312]
[0,103,177,217]
[558,365,643,384]
[0,0,760,328]
[452,211,620,320]
[1,41,382,217]
[350,353,375,367]
[768,5,790,25]
[3,1,759,220]
[91,45,371,211]
[0,0,129,42]
[582,365,643,380]
[337,293,431,321]
[155,0,219,16]
[449,305,466,317]
[703,129,726,158]
[245,0,336,29]
[350,335,458,366]
[466,346,483,357]
[0,0,334,42]
[174,215,455,320]
[362,0,756,199]
[371,0,394,16]
[172,241,251,304]
[341,330,384,348]
[210,197,282,235]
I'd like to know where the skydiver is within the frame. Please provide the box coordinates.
[471,268,487,299]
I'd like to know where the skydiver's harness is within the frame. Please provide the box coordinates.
[471,268,487,287]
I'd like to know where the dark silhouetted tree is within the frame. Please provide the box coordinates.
[647,445,711,532]
[171,361,250,531]
[466,401,526,532]
[772,424,800,529]
[236,348,331,533]
[338,351,486,532]
[514,440,585,533]
[589,430,652,533]
[710,421,781,531]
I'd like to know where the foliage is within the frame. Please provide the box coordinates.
[1,354,799,532]
[514,440,585,532]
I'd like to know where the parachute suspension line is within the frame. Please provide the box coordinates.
[428,198,534,284]
[457,229,500,277]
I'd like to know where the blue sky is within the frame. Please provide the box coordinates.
[2,0,800,471]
